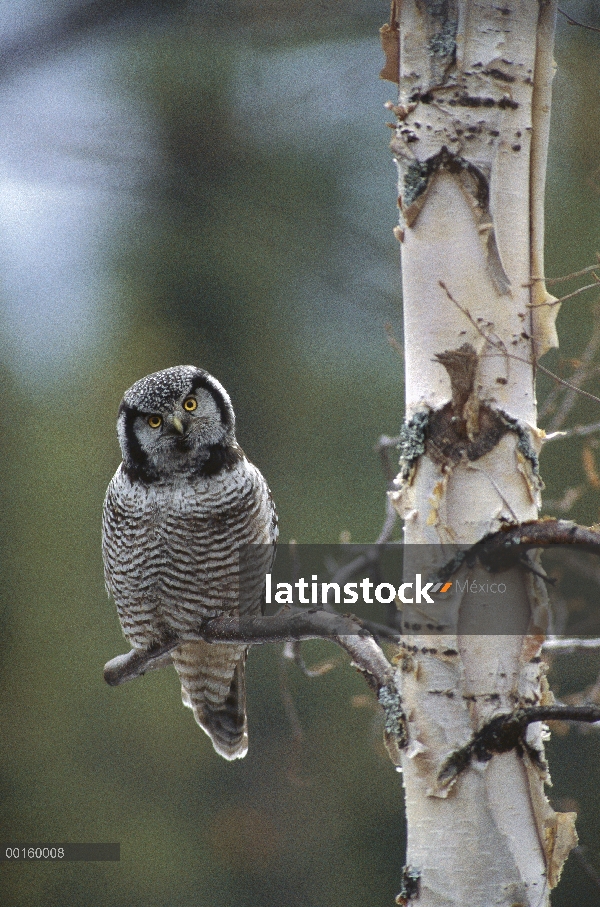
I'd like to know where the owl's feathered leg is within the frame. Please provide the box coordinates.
[172,641,248,760]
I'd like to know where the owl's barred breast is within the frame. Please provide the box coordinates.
[103,456,275,650]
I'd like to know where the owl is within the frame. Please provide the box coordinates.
[102,365,277,759]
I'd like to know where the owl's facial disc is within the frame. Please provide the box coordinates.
[119,393,229,479]
[117,365,237,482]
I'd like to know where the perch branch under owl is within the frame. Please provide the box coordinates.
[104,607,397,691]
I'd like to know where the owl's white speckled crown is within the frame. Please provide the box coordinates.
[122,365,235,430]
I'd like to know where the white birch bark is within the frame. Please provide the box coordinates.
[383,2,578,904]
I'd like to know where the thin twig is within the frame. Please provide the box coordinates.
[540,308,600,424]
[558,7,600,34]
[528,258,600,286]
[572,847,600,894]
[385,322,404,359]
[376,497,399,545]
[438,281,509,357]
[376,434,402,484]
[466,463,519,522]
[547,315,600,430]
[530,279,600,307]
[544,421,600,442]
[537,362,600,409]
[438,281,600,412]
[541,485,583,514]
[282,639,339,677]
[279,647,306,743]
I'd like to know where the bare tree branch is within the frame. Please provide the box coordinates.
[282,639,339,677]
[533,280,600,306]
[439,704,600,786]
[430,518,600,584]
[376,434,402,484]
[558,7,600,34]
[543,308,600,429]
[539,257,600,286]
[572,847,600,894]
[104,607,396,690]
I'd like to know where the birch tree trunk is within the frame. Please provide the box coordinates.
[385,2,577,904]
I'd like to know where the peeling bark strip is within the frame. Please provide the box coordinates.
[379,0,400,83]
[387,2,567,904]
[395,865,421,906]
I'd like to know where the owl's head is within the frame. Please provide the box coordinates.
[116,365,238,482]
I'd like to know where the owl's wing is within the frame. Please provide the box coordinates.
[236,465,277,619]
[102,467,168,649]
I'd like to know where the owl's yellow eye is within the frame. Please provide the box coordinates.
[147,415,162,429]
[183,397,197,412]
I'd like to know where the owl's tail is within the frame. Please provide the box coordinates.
[172,641,249,760]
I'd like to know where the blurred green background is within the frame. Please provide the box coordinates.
[1,1,600,905]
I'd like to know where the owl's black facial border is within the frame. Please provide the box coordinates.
[200,442,244,476]
[188,373,234,433]
[119,403,160,483]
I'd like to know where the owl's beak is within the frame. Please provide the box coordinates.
[171,415,185,434]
